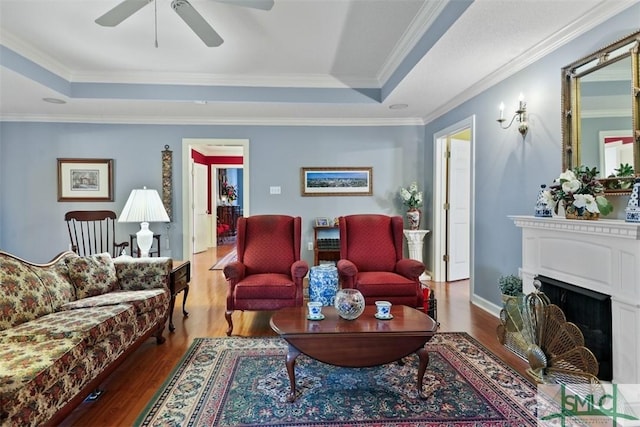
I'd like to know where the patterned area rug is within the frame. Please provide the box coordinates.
[135,333,538,426]
[210,249,237,270]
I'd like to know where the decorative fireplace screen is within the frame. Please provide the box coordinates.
[497,280,600,386]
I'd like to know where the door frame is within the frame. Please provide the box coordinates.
[182,138,250,262]
[432,116,475,287]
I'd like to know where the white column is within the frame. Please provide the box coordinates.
[403,229,431,281]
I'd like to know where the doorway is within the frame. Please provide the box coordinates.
[214,166,243,248]
[433,116,474,285]
[182,138,250,262]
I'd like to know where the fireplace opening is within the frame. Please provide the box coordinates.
[536,275,612,381]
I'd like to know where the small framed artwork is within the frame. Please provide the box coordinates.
[301,167,373,196]
[57,158,114,202]
[315,217,330,227]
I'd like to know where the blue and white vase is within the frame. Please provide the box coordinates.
[626,178,640,222]
[309,264,339,306]
[534,184,552,218]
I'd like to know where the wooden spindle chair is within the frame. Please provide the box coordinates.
[65,210,129,257]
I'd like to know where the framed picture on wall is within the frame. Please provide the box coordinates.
[57,158,114,202]
[301,167,373,196]
[315,217,330,227]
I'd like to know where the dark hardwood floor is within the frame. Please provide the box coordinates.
[59,244,530,426]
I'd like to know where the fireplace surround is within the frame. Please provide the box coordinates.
[510,215,640,384]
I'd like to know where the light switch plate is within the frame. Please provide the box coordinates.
[270,186,281,194]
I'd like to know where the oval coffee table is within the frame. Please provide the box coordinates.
[270,305,438,402]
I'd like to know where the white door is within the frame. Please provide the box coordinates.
[192,162,209,253]
[447,137,470,281]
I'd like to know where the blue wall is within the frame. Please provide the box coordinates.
[0,123,424,265]
[423,5,639,304]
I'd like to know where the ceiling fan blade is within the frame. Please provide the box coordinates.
[172,0,224,47]
[215,0,274,11]
[96,0,153,26]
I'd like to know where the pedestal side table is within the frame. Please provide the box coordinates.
[403,229,431,281]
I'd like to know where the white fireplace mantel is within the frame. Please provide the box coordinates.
[510,215,640,384]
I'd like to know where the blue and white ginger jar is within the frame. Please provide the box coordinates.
[309,264,339,306]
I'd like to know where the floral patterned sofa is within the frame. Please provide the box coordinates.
[0,250,172,426]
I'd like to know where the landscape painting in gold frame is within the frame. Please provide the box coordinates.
[301,167,372,196]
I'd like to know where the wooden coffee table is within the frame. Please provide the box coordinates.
[270,305,438,402]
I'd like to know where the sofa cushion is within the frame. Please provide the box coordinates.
[0,336,86,422]
[0,254,53,331]
[234,273,297,299]
[113,255,171,291]
[60,289,168,315]
[356,271,417,296]
[66,253,118,299]
[0,304,136,347]
[30,252,78,310]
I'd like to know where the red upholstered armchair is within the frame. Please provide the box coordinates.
[337,214,424,309]
[223,215,309,336]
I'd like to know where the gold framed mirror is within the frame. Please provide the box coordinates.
[561,29,640,193]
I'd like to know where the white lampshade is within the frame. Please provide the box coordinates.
[119,187,170,257]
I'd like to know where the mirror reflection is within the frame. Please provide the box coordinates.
[578,56,633,178]
[561,30,640,194]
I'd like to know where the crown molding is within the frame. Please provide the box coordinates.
[1,32,379,90]
[0,29,73,80]
[0,113,425,127]
[71,71,380,89]
[1,31,379,89]
[376,0,448,86]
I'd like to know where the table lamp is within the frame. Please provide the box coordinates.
[119,187,170,257]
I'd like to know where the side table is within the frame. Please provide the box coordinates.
[169,260,190,332]
[403,229,431,281]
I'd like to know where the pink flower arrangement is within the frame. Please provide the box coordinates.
[222,182,237,202]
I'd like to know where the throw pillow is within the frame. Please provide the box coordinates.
[66,253,118,299]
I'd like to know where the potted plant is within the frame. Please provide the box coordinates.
[606,163,635,190]
[499,274,523,300]
[499,274,524,333]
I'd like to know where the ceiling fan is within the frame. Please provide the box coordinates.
[95,0,274,47]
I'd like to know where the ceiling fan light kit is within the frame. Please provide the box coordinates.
[95,0,273,47]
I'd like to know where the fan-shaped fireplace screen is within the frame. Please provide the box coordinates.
[497,279,601,386]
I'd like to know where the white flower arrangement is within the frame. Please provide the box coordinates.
[544,166,612,216]
[400,182,423,209]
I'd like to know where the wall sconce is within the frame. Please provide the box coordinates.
[497,93,528,139]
